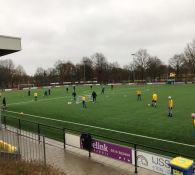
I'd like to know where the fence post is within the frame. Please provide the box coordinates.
[134,144,138,174]
[43,136,46,166]
[63,128,66,149]
[17,129,21,158]
[89,137,91,158]
[38,124,40,143]
[89,150,91,158]
[18,119,21,134]
[4,114,7,129]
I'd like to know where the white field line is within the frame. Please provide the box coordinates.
[7,96,66,106]
[5,110,195,149]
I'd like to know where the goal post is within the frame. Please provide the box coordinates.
[18,84,35,90]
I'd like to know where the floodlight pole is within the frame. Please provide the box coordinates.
[131,53,136,82]
[84,63,86,82]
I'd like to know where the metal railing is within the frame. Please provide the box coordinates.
[1,113,195,174]
[0,126,46,165]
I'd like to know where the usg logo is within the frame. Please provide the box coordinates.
[137,155,149,166]
[152,157,170,168]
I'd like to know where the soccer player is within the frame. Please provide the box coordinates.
[101,85,105,94]
[66,87,69,93]
[92,91,97,103]
[73,85,76,92]
[152,93,158,107]
[44,90,48,97]
[28,88,31,96]
[111,84,114,90]
[90,85,93,90]
[168,96,174,117]
[34,92,38,101]
[82,96,87,108]
[72,91,77,101]
[2,97,7,110]
[0,92,2,98]
[48,88,51,95]
[136,90,142,101]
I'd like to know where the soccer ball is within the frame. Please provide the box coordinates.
[20,112,24,115]
[148,104,151,107]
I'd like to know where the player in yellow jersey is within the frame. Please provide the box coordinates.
[34,92,38,101]
[168,96,174,117]
[82,96,87,108]
[152,93,158,107]
[136,90,142,101]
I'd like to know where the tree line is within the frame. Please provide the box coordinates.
[0,39,195,88]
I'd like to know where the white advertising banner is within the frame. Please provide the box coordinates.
[132,150,172,175]
[4,89,12,91]
[65,133,80,148]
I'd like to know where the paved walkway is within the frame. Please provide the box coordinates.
[45,142,160,175]
[45,133,160,175]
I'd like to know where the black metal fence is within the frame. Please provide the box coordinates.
[1,113,195,174]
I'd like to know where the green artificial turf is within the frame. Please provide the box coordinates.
[1,84,195,158]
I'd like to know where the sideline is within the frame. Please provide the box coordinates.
[4,110,195,149]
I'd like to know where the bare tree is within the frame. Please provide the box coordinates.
[0,59,15,88]
[147,56,163,81]
[34,67,45,76]
[169,54,185,78]
[81,57,94,81]
[55,60,76,83]
[91,53,108,83]
[12,65,28,87]
[107,62,121,83]
[15,65,26,76]
[133,49,150,80]
[0,59,15,72]
[124,62,136,82]
[184,39,195,75]
[46,68,58,84]
[34,67,46,86]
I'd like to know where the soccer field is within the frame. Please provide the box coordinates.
[2,84,195,157]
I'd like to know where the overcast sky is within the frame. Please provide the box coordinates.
[0,0,195,75]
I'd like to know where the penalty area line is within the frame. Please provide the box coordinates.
[4,110,195,149]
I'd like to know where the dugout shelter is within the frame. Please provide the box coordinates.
[0,35,21,57]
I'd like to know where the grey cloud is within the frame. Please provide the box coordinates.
[0,0,195,75]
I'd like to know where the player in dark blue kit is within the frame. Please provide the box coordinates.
[92,91,97,103]
[101,86,105,94]
[72,91,77,101]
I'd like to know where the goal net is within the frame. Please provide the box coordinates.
[18,84,35,90]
